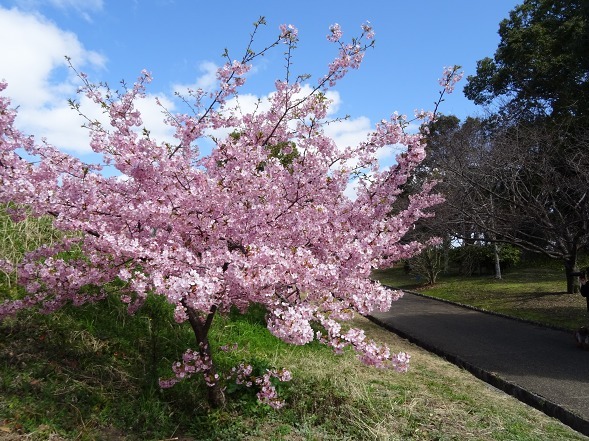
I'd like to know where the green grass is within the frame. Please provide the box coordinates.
[372,259,589,331]
[1,295,587,440]
[0,205,61,290]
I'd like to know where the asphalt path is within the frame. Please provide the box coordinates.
[369,292,589,437]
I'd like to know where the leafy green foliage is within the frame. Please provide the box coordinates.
[256,140,300,172]
[464,0,589,120]
[449,243,521,276]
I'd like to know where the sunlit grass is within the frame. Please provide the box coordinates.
[1,297,586,440]
[373,260,589,331]
[0,203,62,289]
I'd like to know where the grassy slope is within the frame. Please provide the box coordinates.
[0,296,587,441]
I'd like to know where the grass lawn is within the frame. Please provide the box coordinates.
[372,260,589,332]
[0,295,587,440]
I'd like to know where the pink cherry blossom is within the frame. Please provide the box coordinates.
[279,24,298,42]
[439,65,464,94]
[0,22,460,408]
[327,23,343,42]
[361,21,375,40]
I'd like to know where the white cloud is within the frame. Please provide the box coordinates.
[344,177,360,201]
[173,59,266,98]
[376,143,406,163]
[17,101,91,151]
[174,70,342,119]
[323,115,407,168]
[172,61,219,95]
[225,93,270,115]
[0,7,105,107]
[323,116,371,151]
[135,93,177,145]
[0,6,105,154]
[295,84,341,116]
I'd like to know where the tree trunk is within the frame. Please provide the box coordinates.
[183,302,226,408]
[564,259,580,294]
[493,242,502,279]
[442,236,451,274]
[489,195,501,279]
[202,343,226,408]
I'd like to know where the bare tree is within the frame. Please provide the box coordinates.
[427,117,589,293]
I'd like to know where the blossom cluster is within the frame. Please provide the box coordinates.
[361,21,375,40]
[227,363,292,409]
[159,353,293,409]
[439,65,464,94]
[327,23,343,42]
[159,347,216,388]
[279,24,298,42]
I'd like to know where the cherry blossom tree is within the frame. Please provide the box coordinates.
[0,19,461,408]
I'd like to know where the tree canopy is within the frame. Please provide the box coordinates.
[464,0,589,120]
[0,21,461,407]
[420,115,589,292]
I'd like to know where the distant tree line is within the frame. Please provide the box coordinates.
[401,0,589,292]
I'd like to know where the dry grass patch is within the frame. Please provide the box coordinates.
[267,315,588,441]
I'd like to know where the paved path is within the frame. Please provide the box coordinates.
[369,292,589,437]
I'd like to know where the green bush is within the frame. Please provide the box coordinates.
[449,243,521,276]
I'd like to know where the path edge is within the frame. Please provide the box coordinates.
[366,293,589,437]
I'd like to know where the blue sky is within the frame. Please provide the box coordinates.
[0,0,521,164]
